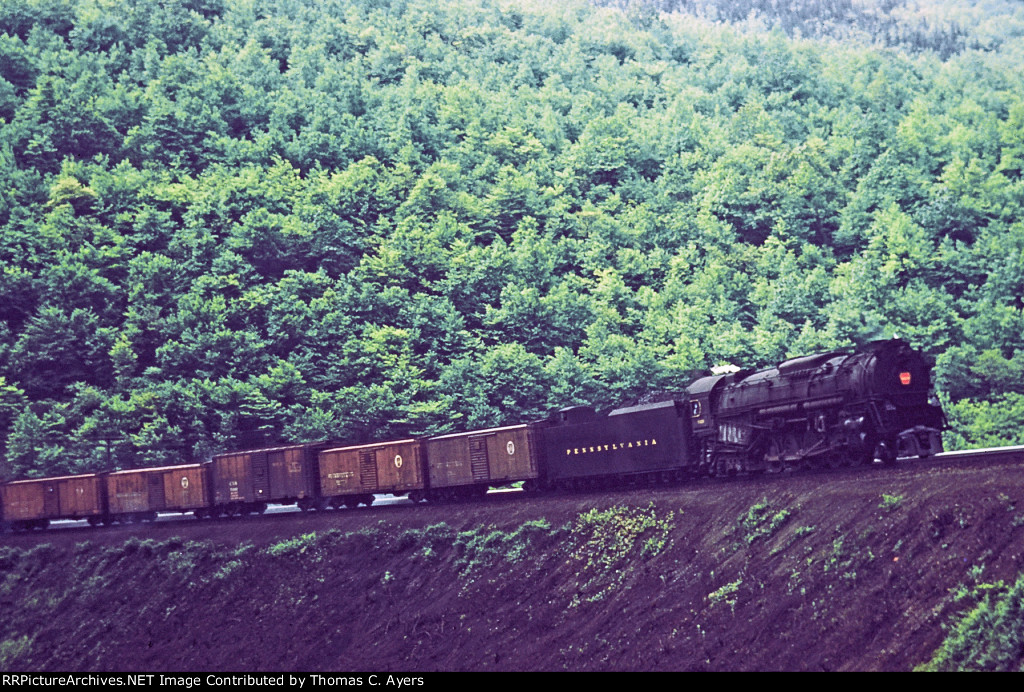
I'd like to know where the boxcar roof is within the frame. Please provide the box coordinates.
[107,463,204,475]
[212,441,330,457]
[5,473,104,484]
[321,438,418,454]
[428,423,530,440]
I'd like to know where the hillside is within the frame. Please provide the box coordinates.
[3,457,1024,671]
[3,0,1024,479]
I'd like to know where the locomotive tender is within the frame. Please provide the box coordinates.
[1,339,944,530]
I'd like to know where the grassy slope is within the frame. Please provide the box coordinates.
[2,461,1024,671]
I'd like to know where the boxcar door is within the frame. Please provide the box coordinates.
[148,473,166,510]
[359,449,379,490]
[469,436,490,482]
[268,449,291,497]
[252,450,270,499]
[43,483,60,516]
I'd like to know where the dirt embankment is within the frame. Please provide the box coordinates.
[2,458,1024,671]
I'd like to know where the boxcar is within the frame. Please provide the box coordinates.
[425,424,540,500]
[0,474,107,529]
[105,464,209,522]
[539,400,693,488]
[318,438,427,507]
[209,442,329,514]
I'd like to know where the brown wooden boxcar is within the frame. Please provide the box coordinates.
[105,464,209,521]
[209,442,328,514]
[318,438,427,507]
[0,474,106,529]
[425,424,540,500]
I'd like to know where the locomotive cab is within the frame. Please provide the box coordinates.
[685,374,727,439]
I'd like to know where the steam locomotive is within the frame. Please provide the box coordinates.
[686,338,945,475]
[0,339,945,530]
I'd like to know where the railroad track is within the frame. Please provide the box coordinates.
[933,444,1024,466]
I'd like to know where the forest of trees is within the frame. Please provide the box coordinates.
[1,0,1023,478]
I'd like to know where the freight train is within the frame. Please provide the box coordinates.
[0,339,945,531]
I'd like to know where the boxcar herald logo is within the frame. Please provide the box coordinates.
[507,441,515,455]
[181,477,189,489]
[394,454,403,469]
[566,439,658,455]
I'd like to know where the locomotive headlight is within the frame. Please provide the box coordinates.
[899,371,912,385]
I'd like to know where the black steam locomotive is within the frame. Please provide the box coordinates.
[1,339,945,530]
[687,338,944,474]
